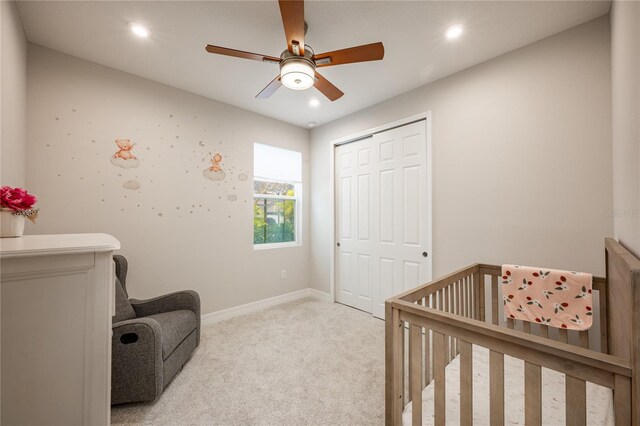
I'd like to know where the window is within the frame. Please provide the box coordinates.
[253,143,302,248]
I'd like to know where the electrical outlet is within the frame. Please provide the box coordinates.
[281,270,287,279]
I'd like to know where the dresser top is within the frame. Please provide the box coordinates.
[0,233,121,258]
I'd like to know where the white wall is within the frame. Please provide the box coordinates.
[610,1,640,257]
[26,45,310,315]
[1,0,28,187]
[310,16,613,294]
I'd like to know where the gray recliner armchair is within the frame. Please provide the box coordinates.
[111,255,200,405]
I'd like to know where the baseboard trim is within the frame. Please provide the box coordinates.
[308,288,332,302]
[201,288,332,326]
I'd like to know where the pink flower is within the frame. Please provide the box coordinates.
[0,186,37,211]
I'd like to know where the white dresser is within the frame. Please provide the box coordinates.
[1,233,120,425]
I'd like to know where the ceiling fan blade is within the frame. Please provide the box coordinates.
[313,42,384,67]
[314,72,344,101]
[256,75,283,99]
[278,0,305,55]
[205,45,281,64]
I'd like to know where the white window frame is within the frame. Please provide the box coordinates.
[253,179,302,250]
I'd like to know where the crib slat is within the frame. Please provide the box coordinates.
[465,277,470,318]
[525,362,542,425]
[424,329,431,384]
[540,325,549,339]
[466,276,473,318]
[423,299,432,385]
[506,318,515,329]
[566,375,586,426]
[491,274,499,325]
[614,374,631,426]
[523,321,531,334]
[433,332,446,426]
[473,272,479,320]
[457,279,463,318]
[579,330,589,348]
[490,350,505,425]
[444,286,449,314]
[409,324,422,426]
[559,328,568,343]
[460,278,465,317]
[461,278,467,318]
[477,272,485,322]
[460,341,473,426]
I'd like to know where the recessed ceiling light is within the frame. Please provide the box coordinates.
[309,99,320,107]
[445,24,464,40]
[128,22,151,38]
[307,122,316,128]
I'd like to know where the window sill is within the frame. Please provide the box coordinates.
[253,241,301,251]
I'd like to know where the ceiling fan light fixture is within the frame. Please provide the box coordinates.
[280,59,315,91]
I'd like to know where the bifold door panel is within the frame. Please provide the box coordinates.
[335,120,430,319]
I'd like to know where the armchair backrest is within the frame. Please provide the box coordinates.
[113,255,137,323]
[113,255,129,296]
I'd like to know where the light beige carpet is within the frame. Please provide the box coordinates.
[111,298,385,425]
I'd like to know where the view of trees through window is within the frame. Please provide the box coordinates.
[253,180,296,244]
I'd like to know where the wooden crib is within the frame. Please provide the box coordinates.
[385,238,640,425]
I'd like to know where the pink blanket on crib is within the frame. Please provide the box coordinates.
[502,265,593,331]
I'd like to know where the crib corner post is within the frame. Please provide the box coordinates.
[385,301,393,426]
[386,300,403,425]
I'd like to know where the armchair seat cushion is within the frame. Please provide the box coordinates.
[145,310,197,360]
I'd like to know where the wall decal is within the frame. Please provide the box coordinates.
[203,153,226,181]
[123,180,141,190]
[111,139,140,169]
[43,95,287,222]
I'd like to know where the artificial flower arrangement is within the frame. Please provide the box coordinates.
[0,186,38,237]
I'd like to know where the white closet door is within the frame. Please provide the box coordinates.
[371,121,430,319]
[335,136,375,313]
[335,120,431,319]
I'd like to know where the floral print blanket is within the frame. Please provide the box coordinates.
[502,264,593,331]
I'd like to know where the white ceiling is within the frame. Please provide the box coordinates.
[17,1,610,128]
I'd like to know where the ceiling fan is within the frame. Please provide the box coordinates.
[204,0,384,101]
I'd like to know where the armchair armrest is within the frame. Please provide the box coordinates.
[111,318,164,404]
[130,290,200,317]
[130,290,201,345]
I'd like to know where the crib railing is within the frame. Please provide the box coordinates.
[385,264,632,425]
